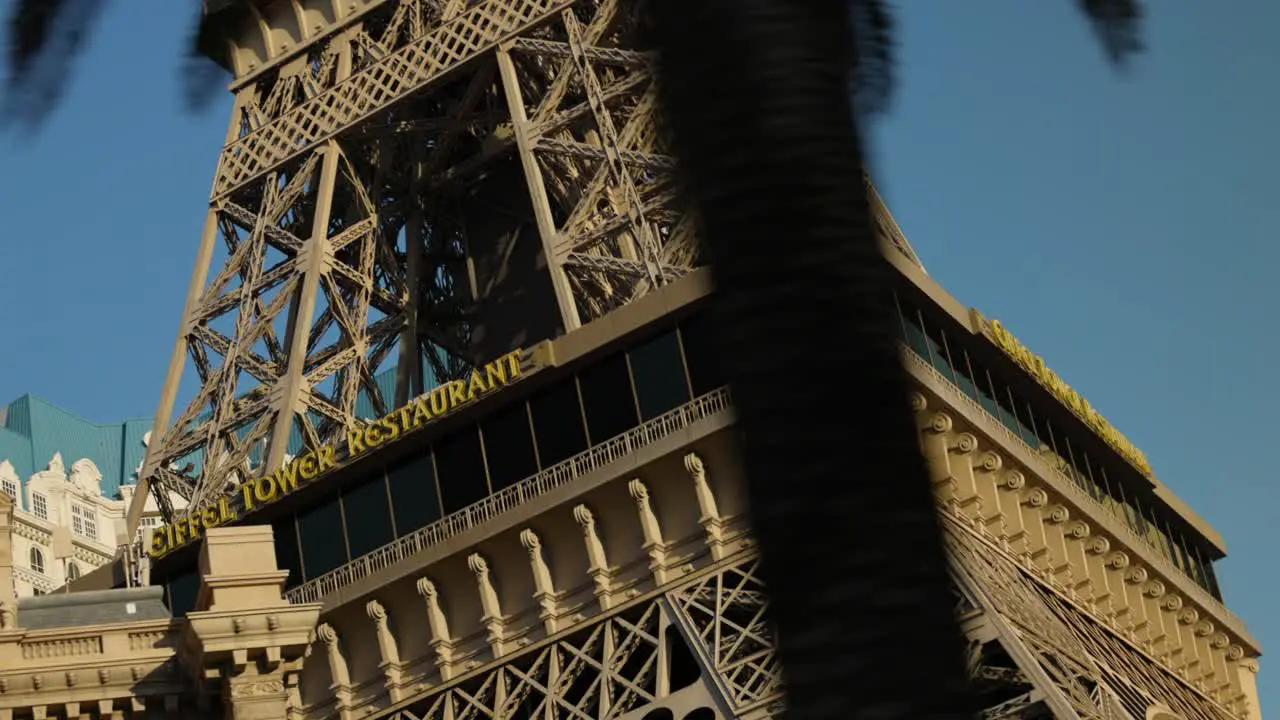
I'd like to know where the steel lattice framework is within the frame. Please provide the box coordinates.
[129,0,709,528]
[129,0,928,529]
[373,555,783,720]
[358,522,1239,720]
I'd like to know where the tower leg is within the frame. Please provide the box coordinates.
[497,47,581,333]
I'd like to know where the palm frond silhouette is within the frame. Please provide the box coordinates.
[3,1,1145,717]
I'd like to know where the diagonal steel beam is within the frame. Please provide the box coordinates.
[211,0,577,199]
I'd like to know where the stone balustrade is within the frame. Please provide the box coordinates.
[911,388,1261,718]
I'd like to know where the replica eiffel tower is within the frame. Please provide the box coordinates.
[115,2,1263,719]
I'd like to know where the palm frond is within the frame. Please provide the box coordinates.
[3,0,107,130]
[1081,0,1145,66]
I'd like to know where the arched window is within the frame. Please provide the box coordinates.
[29,547,45,574]
[67,562,80,581]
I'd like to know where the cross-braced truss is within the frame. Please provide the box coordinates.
[376,554,782,720]
[944,518,1240,720]
[132,0,929,526]
[132,0,703,524]
[364,528,1238,720]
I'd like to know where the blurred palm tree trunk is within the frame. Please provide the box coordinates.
[648,1,977,716]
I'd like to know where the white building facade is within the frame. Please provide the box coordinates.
[0,453,182,598]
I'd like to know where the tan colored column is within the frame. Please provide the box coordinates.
[182,526,322,720]
[0,494,17,630]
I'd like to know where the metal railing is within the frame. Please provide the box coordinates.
[902,347,1250,640]
[286,387,734,605]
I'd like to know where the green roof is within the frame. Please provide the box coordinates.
[0,394,150,499]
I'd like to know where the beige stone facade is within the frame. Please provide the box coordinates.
[0,257,1264,720]
[0,455,181,600]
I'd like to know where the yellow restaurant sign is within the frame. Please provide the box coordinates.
[973,312,1155,481]
[148,349,525,560]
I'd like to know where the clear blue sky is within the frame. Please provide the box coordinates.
[1,0,1275,708]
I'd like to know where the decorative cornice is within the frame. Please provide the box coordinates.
[71,545,111,566]
[902,348,1258,650]
[11,521,52,546]
[12,566,56,593]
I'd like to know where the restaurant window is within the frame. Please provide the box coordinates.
[1168,525,1191,575]
[297,496,348,580]
[629,329,693,421]
[578,352,640,444]
[947,348,978,405]
[1182,540,1206,588]
[1142,508,1173,562]
[679,313,728,397]
[921,317,956,383]
[1058,437,1090,494]
[897,298,932,360]
[1199,552,1223,599]
[168,569,200,616]
[386,452,443,536]
[434,427,490,514]
[1129,493,1151,539]
[1001,385,1041,449]
[1112,478,1131,529]
[1028,414,1068,480]
[272,515,303,589]
[529,380,589,468]
[343,472,396,559]
[973,370,1001,420]
[482,402,540,492]
[1092,465,1126,524]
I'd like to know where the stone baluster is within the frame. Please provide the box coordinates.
[1015,487,1051,572]
[909,392,929,417]
[1172,606,1202,679]
[1206,633,1234,701]
[1040,505,1074,592]
[1120,566,1153,643]
[628,479,671,585]
[574,505,617,610]
[995,470,1029,554]
[1154,595,1184,664]
[470,553,509,658]
[683,452,727,560]
[1138,580,1171,656]
[1099,552,1132,630]
[947,433,983,522]
[415,578,456,681]
[973,451,1009,539]
[1223,645,1260,719]
[1061,520,1093,598]
[1238,657,1262,720]
[316,624,353,720]
[366,600,405,702]
[1082,535,1115,615]
[521,529,563,634]
[1190,620,1218,689]
[921,412,957,507]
